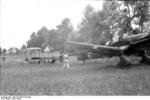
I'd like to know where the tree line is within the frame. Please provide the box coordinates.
[1,0,150,55]
[73,0,150,45]
[26,18,73,51]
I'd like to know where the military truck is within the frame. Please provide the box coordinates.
[25,47,58,64]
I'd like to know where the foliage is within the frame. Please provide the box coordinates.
[73,4,113,45]
[116,0,150,33]
[26,18,73,51]
[20,44,26,51]
[25,0,150,50]
[0,47,6,55]
[55,18,74,51]
[2,49,7,54]
[20,44,27,54]
[27,27,49,48]
[7,47,19,55]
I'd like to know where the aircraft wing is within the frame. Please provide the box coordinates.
[65,41,128,57]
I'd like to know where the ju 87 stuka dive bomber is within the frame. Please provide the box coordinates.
[66,30,150,66]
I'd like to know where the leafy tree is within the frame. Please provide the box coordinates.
[26,18,73,51]
[102,0,131,36]
[8,47,13,54]
[55,18,73,51]
[21,44,26,50]
[14,47,20,55]
[8,47,19,55]
[27,27,49,48]
[76,4,113,45]
[20,44,26,54]
[77,5,95,42]
[27,32,37,48]
[112,0,150,34]
[117,0,149,33]
[0,47,7,55]
[56,18,73,40]
[49,30,58,49]
[2,49,7,54]
[101,0,150,38]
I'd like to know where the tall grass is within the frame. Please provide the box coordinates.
[1,57,150,95]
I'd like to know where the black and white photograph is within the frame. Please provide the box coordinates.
[0,0,150,97]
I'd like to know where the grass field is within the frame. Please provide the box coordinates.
[0,55,150,95]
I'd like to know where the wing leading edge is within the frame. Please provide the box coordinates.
[66,41,128,51]
[65,41,129,58]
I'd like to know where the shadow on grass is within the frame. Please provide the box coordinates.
[91,62,150,72]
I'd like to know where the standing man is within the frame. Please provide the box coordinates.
[62,51,70,69]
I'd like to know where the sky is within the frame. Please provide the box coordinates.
[0,0,104,49]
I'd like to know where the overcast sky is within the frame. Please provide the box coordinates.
[1,0,104,49]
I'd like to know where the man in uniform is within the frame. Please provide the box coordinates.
[62,51,70,69]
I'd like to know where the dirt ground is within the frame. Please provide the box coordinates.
[0,55,150,95]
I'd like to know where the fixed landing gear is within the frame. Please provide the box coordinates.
[139,49,150,65]
[118,56,131,68]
